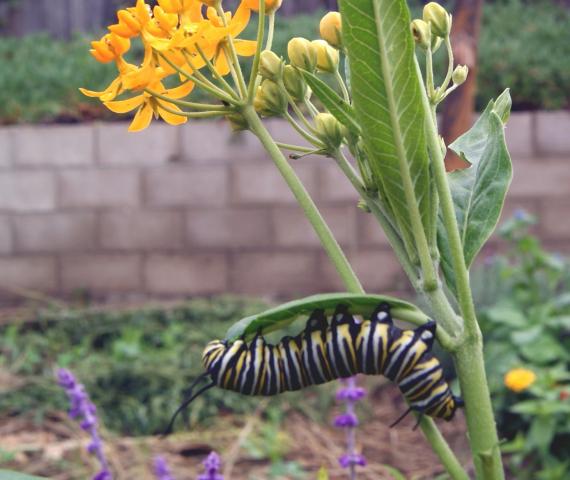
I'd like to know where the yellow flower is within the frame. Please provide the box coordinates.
[319,11,342,48]
[504,368,536,393]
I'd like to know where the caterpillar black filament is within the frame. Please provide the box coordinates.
[167,302,463,432]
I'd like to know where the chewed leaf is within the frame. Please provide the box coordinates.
[225,293,428,340]
[301,70,360,134]
[439,89,513,293]
[341,0,436,261]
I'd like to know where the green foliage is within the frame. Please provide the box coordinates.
[0,297,268,435]
[0,471,47,480]
[341,0,436,263]
[438,89,513,294]
[477,0,570,111]
[472,213,570,479]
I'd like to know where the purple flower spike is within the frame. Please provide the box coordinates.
[339,453,367,468]
[198,451,224,480]
[333,412,359,428]
[334,377,367,474]
[154,456,175,480]
[56,368,112,480]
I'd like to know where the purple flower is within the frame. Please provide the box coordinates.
[336,386,366,402]
[198,451,224,480]
[333,412,359,428]
[56,368,112,480]
[339,453,367,468]
[154,456,175,480]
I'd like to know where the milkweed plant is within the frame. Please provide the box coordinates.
[77,0,515,479]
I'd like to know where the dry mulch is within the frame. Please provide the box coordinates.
[0,384,472,480]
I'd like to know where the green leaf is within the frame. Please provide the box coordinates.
[225,293,427,340]
[0,471,47,480]
[340,0,435,260]
[438,89,513,292]
[301,70,360,135]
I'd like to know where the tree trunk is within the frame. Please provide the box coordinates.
[440,0,484,171]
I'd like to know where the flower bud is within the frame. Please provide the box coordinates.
[283,65,308,102]
[423,2,451,38]
[319,11,342,48]
[452,65,469,86]
[244,0,282,14]
[254,80,287,117]
[410,19,431,50]
[287,37,317,72]
[311,39,339,73]
[259,50,283,81]
[314,113,343,150]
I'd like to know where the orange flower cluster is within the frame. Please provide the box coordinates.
[81,0,257,131]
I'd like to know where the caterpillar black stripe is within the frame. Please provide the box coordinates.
[167,302,463,432]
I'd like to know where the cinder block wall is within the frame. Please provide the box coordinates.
[0,113,568,302]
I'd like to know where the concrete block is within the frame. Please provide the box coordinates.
[14,213,97,253]
[272,206,356,247]
[62,254,141,292]
[145,254,227,294]
[357,212,391,247]
[0,172,56,212]
[145,166,228,207]
[0,217,12,254]
[510,161,570,198]
[0,256,57,292]
[100,209,184,250]
[230,252,320,295]
[320,249,406,292]
[232,163,317,204]
[504,112,534,158]
[186,208,271,248]
[59,169,140,208]
[0,127,14,168]
[180,120,266,163]
[97,122,178,166]
[320,164,359,203]
[14,124,94,166]
[542,199,570,239]
[536,111,570,156]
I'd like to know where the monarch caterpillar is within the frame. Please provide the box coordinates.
[166,300,463,432]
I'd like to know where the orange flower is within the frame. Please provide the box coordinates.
[206,2,257,76]
[90,33,130,63]
[243,0,282,14]
[108,0,152,38]
[504,368,536,393]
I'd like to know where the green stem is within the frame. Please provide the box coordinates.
[158,53,238,105]
[193,46,239,99]
[265,13,276,51]
[284,111,324,147]
[145,89,228,111]
[439,36,455,97]
[244,106,362,294]
[335,69,350,103]
[216,3,248,98]
[276,142,317,153]
[156,102,228,119]
[416,58,505,479]
[418,417,470,480]
[248,0,266,102]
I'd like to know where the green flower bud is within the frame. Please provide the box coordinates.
[259,50,283,81]
[357,199,371,213]
[411,19,431,50]
[314,113,343,150]
[283,65,308,102]
[226,112,248,132]
[423,2,451,38]
[311,39,339,73]
[253,80,287,117]
[452,65,469,86]
[319,11,342,49]
[287,37,317,71]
